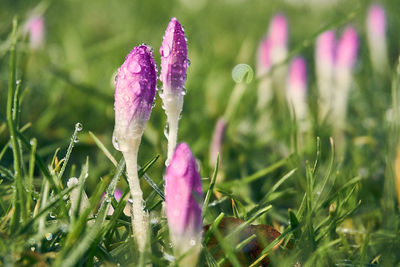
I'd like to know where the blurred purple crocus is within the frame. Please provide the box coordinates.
[367,4,386,38]
[113,44,157,252]
[160,18,189,166]
[165,143,202,266]
[287,57,309,130]
[256,14,288,109]
[316,31,336,120]
[25,15,45,49]
[332,26,358,135]
[336,26,358,70]
[209,118,227,167]
[367,4,388,73]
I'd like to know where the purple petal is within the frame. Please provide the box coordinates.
[114,45,157,126]
[165,143,202,236]
[160,17,188,93]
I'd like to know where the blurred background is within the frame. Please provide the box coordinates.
[1,0,400,247]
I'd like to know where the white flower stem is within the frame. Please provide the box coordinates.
[122,137,148,252]
[163,92,183,166]
[166,114,179,166]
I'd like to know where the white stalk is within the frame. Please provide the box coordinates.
[122,137,148,252]
[163,92,183,166]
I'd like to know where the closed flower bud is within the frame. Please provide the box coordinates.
[160,18,189,165]
[367,4,388,74]
[160,17,188,93]
[113,44,157,252]
[114,44,157,150]
[25,15,45,49]
[165,143,202,266]
[316,31,336,120]
[287,57,309,130]
[209,118,227,167]
[269,14,288,65]
[336,26,358,70]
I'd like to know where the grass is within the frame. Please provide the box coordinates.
[1,0,400,266]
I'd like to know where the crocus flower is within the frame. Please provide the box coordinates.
[256,14,288,109]
[67,177,89,217]
[165,143,202,266]
[336,26,358,70]
[209,118,227,167]
[160,17,189,166]
[332,26,358,148]
[315,31,336,120]
[269,14,288,66]
[287,57,309,131]
[113,44,157,252]
[25,15,45,49]
[367,4,388,74]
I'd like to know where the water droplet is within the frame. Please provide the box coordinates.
[75,122,83,132]
[162,45,171,57]
[164,123,169,138]
[49,212,56,219]
[186,58,191,67]
[189,238,196,246]
[45,233,53,240]
[31,246,36,251]
[73,138,79,144]
[112,133,121,151]
[16,80,21,85]
[128,61,142,73]
[181,88,187,96]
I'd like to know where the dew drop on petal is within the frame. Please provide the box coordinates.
[112,133,121,151]
[162,45,171,57]
[128,61,142,73]
[164,123,169,139]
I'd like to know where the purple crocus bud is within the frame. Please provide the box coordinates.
[367,4,386,38]
[160,18,189,166]
[113,44,157,149]
[287,57,308,130]
[269,14,288,65]
[288,57,307,93]
[316,31,335,76]
[160,17,188,93]
[269,14,288,47]
[113,44,157,252]
[165,143,202,266]
[209,118,227,167]
[256,37,272,76]
[367,4,388,73]
[316,31,336,121]
[25,15,45,49]
[336,26,358,69]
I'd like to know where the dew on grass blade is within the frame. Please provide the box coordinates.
[232,64,254,84]
[75,122,83,132]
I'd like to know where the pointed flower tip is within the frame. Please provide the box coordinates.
[289,57,307,92]
[26,15,45,49]
[160,17,188,93]
[165,143,202,237]
[270,14,288,46]
[336,26,358,68]
[316,30,335,65]
[114,44,157,137]
[258,37,272,71]
[368,4,386,37]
